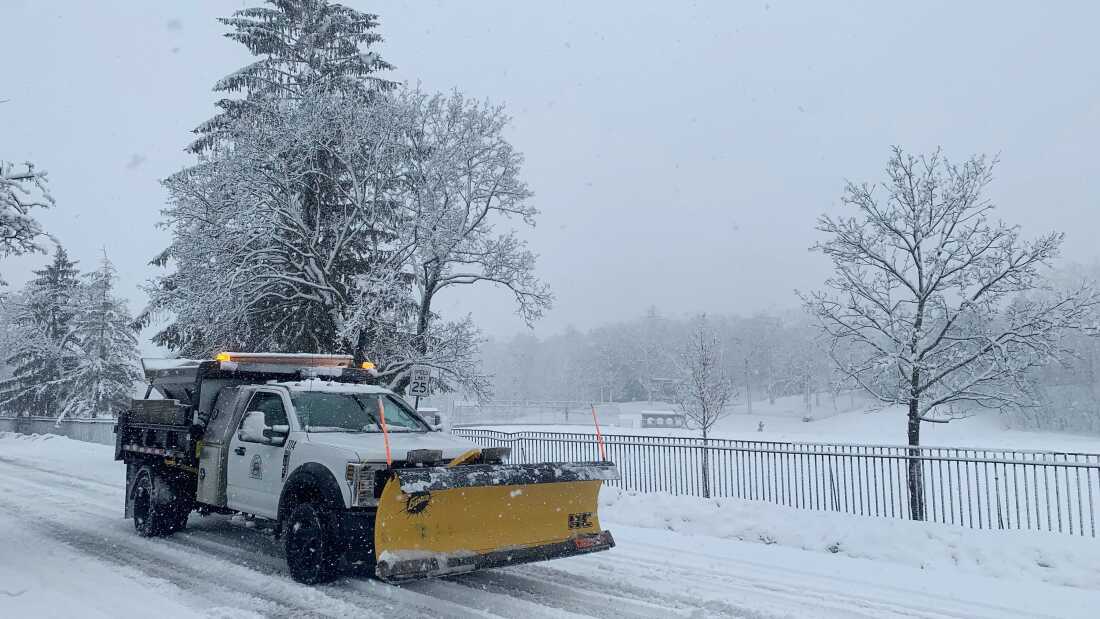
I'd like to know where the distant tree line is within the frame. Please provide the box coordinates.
[481,307,839,416]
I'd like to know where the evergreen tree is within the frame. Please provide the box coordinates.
[189,0,394,153]
[0,290,25,384]
[142,0,404,358]
[61,254,141,419]
[0,246,80,416]
[145,91,410,357]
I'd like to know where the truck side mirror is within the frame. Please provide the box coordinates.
[238,410,268,443]
[264,424,290,444]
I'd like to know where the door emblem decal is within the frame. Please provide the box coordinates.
[250,454,263,479]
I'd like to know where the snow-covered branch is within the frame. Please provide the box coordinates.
[1,161,54,283]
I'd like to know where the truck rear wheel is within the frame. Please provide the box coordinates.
[132,465,189,537]
[284,503,339,584]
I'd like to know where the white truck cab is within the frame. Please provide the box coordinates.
[206,380,479,520]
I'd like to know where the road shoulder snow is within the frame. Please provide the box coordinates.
[0,510,203,619]
[600,486,1100,589]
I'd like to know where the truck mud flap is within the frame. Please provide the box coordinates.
[373,462,619,582]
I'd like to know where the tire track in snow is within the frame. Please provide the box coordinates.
[0,474,387,618]
[444,564,780,619]
[423,568,725,618]
[0,500,331,618]
[0,454,120,489]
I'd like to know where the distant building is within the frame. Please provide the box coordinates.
[618,410,686,429]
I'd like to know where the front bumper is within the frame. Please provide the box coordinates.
[375,530,616,583]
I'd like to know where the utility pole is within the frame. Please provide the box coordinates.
[745,358,753,415]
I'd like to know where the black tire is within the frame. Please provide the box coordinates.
[284,503,339,584]
[132,465,189,537]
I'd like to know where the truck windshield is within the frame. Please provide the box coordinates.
[290,392,428,433]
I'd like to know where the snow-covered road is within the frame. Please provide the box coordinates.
[1,433,1097,618]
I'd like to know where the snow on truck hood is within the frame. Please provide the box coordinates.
[307,430,480,463]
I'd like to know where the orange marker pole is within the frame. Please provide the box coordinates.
[591,405,607,461]
[377,397,393,465]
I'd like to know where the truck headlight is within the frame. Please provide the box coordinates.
[346,463,381,507]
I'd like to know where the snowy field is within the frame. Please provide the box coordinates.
[475,397,1100,453]
[2,433,1100,618]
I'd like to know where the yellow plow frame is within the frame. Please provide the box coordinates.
[373,461,619,582]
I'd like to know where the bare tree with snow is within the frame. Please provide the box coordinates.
[804,147,1098,520]
[398,89,552,363]
[677,314,735,498]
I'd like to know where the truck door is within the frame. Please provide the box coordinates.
[227,390,291,518]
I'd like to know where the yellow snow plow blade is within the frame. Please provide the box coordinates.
[374,461,619,582]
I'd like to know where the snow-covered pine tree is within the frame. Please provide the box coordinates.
[189,0,394,154]
[143,0,409,360]
[0,246,80,416]
[145,91,411,356]
[0,290,26,386]
[60,254,141,420]
[1,160,54,286]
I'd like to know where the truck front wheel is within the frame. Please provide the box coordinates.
[284,503,339,584]
[132,465,188,537]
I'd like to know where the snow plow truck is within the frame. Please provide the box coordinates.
[114,353,618,584]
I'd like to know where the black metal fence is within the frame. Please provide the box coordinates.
[452,428,1100,537]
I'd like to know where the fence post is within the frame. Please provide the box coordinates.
[701,437,711,499]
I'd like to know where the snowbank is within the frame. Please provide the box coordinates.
[600,486,1100,590]
[0,432,123,485]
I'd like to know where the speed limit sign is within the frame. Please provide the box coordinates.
[409,365,431,397]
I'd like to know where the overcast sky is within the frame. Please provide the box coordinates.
[3,1,1099,344]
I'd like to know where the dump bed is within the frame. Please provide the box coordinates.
[114,399,195,463]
